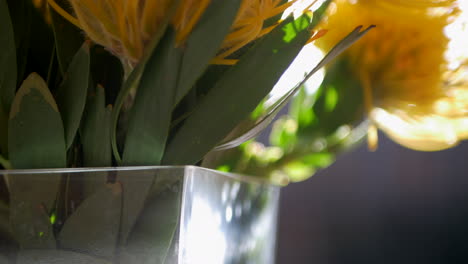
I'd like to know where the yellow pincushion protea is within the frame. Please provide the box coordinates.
[316,0,468,151]
[48,0,320,66]
[48,0,211,65]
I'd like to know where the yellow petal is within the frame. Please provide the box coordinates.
[371,108,468,151]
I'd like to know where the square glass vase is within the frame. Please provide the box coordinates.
[0,166,280,264]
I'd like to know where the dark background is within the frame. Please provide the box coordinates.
[276,134,468,263]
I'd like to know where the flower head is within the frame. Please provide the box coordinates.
[48,0,323,66]
[48,0,211,65]
[213,0,307,65]
[316,0,468,151]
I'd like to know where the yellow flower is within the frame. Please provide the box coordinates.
[316,0,468,151]
[48,0,323,66]
[48,0,211,65]
[213,0,307,65]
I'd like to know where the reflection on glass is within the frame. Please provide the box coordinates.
[179,167,280,264]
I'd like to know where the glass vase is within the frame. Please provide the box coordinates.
[0,166,279,264]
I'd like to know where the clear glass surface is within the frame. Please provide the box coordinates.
[0,166,279,264]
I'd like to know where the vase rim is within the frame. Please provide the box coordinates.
[0,165,280,186]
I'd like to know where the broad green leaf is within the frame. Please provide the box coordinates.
[116,168,183,246]
[80,85,112,167]
[20,1,56,81]
[9,173,59,249]
[9,73,67,169]
[56,43,91,149]
[162,16,313,165]
[174,0,241,105]
[0,0,17,114]
[17,249,112,264]
[50,0,84,75]
[6,0,32,87]
[110,0,181,164]
[58,183,122,259]
[116,170,155,244]
[0,107,7,157]
[80,85,111,196]
[121,179,181,264]
[213,25,374,151]
[122,29,182,166]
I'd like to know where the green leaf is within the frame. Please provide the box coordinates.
[0,0,17,114]
[311,58,365,134]
[116,170,155,245]
[17,249,112,264]
[80,85,112,167]
[58,183,122,259]
[110,0,181,164]
[122,29,182,166]
[79,85,111,196]
[50,0,84,75]
[6,0,32,87]
[56,43,91,149]
[9,73,67,169]
[162,16,313,165]
[174,0,241,105]
[0,107,8,157]
[9,173,60,249]
[21,2,56,82]
[121,178,182,264]
[213,25,374,151]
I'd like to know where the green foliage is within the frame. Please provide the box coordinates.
[55,43,90,149]
[308,58,365,135]
[80,85,112,168]
[122,178,182,264]
[5,0,31,88]
[163,15,313,165]
[122,30,182,166]
[8,73,66,169]
[211,21,372,153]
[58,183,122,259]
[50,0,84,75]
[0,0,16,158]
[0,0,17,114]
[110,0,180,164]
[270,118,298,150]
[174,0,241,105]
[205,57,367,183]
